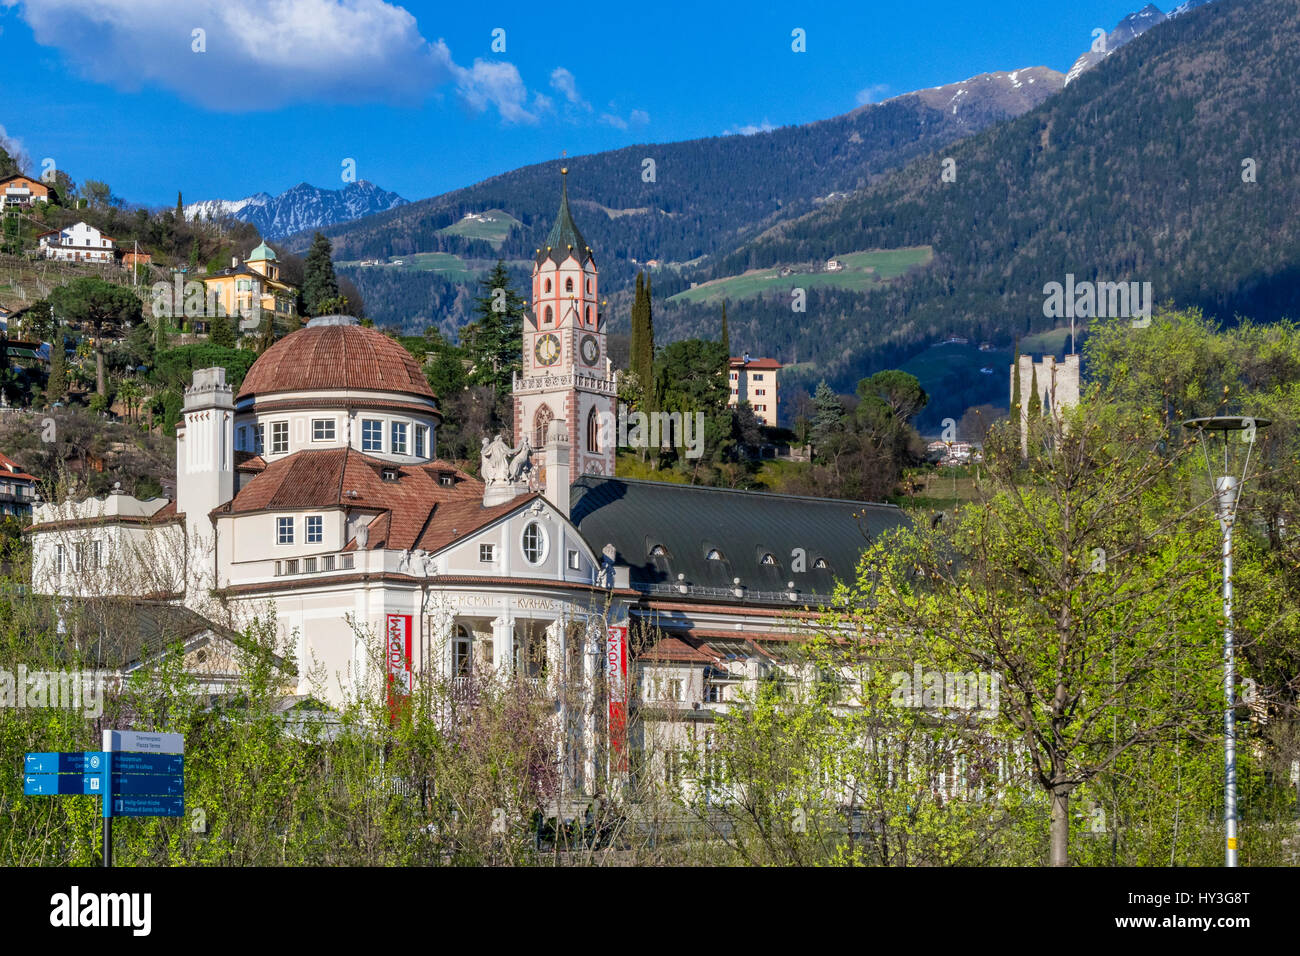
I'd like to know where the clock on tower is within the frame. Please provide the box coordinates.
[513,170,617,481]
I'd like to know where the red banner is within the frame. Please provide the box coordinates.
[606,623,628,772]
[385,613,412,722]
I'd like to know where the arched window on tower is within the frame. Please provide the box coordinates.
[534,405,554,447]
[565,277,574,293]
[544,278,552,293]
[544,305,553,324]
[587,407,602,453]
[586,279,592,294]
[585,305,592,325]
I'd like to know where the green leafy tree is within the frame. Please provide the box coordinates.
[209,313,237,349]
[859,399,1224,866]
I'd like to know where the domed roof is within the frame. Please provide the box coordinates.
[248,241,277,262]
[236,316,435,402]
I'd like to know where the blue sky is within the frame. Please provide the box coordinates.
[0,0,1156,208]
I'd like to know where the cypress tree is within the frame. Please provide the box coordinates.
[721,300,731,358]
[640,275,655,396]
[46,326,67,402]
[1010,338,1021,418]
[1028,363,1041,421]
[176,191,184,222]
[209,313,236,349]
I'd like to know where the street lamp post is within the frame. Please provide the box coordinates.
[1182,415,1270,867]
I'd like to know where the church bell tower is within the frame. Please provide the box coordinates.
[513,169,617,480]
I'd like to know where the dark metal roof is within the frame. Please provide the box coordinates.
[569,477,911,602]
[536,171,594,268]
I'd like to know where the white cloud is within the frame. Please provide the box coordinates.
[724,119,775,136]
[856,83,890,105]
[1,0,466,112]
[450,54,537,124]
[629,109,650,126]
[549,67,587,108]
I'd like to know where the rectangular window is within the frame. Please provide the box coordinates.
[567,549,581,570]
[341,554,354,570]
[414,426,425,459]
[238,426,247,450]
[480,544,495,562]
[312,419,335,442]
[753,373,764,381]
[362,419,382,452]
[322,555,335,571]
[254,424,265,455]
[706,682,722,703]
[274,561,282,576]
[276,516,294,545]
[284,559,299,575]
[55,544,65,574]
[306,515,323,544]
[755,388,766,396]
[271,421,288,455]
[391,422,408,455]
[303,557,316,573]
[90,540,101,570]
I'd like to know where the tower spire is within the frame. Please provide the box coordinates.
[537,166,592,268]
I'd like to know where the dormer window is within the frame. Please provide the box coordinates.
[438,472,455,487]
[706,549,724,561]
[813,557,829,569]
[381,468,399,482]
[649,544,667,557]
[760,553,777,565]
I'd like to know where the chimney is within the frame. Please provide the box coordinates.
[544,419,570,517]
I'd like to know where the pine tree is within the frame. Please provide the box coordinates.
[302,232,342,317]
[46,325,67,402]
[469,260,526,396]
[175,191,184,222]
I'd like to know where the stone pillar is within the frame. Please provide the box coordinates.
[491,615,514,674]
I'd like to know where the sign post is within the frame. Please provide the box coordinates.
[24,730,183,867]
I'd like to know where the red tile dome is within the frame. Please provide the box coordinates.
[236,316,435,402]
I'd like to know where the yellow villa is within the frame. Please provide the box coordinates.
[199,241,299,331]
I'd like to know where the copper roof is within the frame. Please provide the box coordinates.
[214,447,531,552]
[236,320,436,402]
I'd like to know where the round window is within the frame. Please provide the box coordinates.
[522,522,547,564]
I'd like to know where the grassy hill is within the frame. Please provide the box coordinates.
[436,209,521,246]
[669,247,932,305]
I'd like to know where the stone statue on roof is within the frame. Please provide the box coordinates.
[481,433,530,487]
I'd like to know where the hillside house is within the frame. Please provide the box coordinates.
[0,174,53,209]
[38,222,116,263]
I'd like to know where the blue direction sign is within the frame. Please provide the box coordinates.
[112,752,182,775]
[111,773,183,796]
[111,795,183,817]
[24,772,106,796]
[24,752,106,775]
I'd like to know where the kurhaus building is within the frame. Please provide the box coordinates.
[29,178,908,791]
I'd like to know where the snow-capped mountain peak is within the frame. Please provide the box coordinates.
[184,180,407,240]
